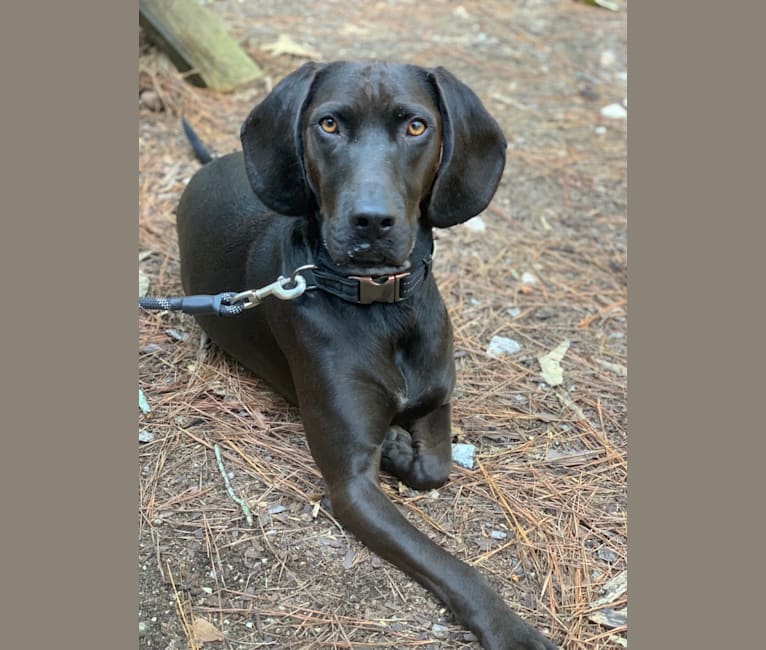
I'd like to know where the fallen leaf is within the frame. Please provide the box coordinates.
[556,390,589,422]
[577,0,620,11]
[192,617,224,643]
[537,340,571,386]
[262,34,320,59]
[588,607,627,629]
[595,358,627,377]
[590,569,627,608]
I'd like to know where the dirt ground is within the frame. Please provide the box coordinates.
[139,1,627,648]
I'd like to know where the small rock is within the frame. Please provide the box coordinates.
[140,89,163,112]
[451,443,476,469]
[452,6,470,19]
[595,126,607,135]
[507,307,521,317]
[464,216,486,232]
[600,50,616,67]
[598,547,618,563]
[431,623,449,639]
[267,504,287,514]
[601,103,627,119]
[521,271,538,286]
[489,530,508,540]
[138,388,151,414]
[138,621,148,637]
[139,343,163,354]
[486,336,522,358]
[165,328,189,342]
[138,429,155,443]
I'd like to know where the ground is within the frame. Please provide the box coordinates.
[138,1,627,648]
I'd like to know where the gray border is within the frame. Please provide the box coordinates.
[7,0,763,647]
[3,2,137,649]
[630,1,761,648]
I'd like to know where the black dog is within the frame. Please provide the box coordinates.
[176,61,556,650]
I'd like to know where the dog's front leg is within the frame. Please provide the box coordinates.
[298,393,556,650]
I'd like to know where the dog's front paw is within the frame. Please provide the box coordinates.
[380,426,415,477]
[380,426,449,490]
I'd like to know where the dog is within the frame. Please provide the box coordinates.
[176,61,557,650]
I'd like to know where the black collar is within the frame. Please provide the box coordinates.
[303,245,433,304]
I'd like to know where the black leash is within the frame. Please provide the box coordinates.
[138,265,315,317]
[139,250,433,316]
[138,293,245,317]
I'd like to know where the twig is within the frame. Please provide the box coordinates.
[214,444,253,526]
[167,561,198,650]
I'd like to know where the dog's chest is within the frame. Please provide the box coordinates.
[391,343,454,418]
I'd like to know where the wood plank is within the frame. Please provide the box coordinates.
[139,0,262,91]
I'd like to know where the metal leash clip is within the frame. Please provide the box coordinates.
[229,264,317,310]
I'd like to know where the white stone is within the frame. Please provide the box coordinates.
[601,103,627,119]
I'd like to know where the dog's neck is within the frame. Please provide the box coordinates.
[303,224,435,305]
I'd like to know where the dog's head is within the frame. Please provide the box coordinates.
[241,61,507,276]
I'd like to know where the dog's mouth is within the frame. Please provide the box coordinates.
[322,239,414,277]
[338,260,412,277]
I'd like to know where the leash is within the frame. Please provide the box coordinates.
[138,265,317,317]
[139,249,433,316]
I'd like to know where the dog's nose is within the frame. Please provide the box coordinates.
[351,212,396,239]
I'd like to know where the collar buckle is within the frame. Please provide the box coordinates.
[349,272,410,304]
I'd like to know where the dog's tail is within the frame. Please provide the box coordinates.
[181,118,214,165]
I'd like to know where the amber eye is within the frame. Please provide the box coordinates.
[319,117,338,134]
[407,119,427,136]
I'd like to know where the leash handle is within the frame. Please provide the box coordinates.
[138,293,243,316]
[138,265,318,317]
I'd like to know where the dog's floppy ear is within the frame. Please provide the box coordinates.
[240,62,323,216]
[425,67,507,228]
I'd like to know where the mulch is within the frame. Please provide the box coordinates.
[139,2,627,648]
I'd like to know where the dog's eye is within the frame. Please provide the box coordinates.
[406,119,427,137]
[319,117,338,134]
